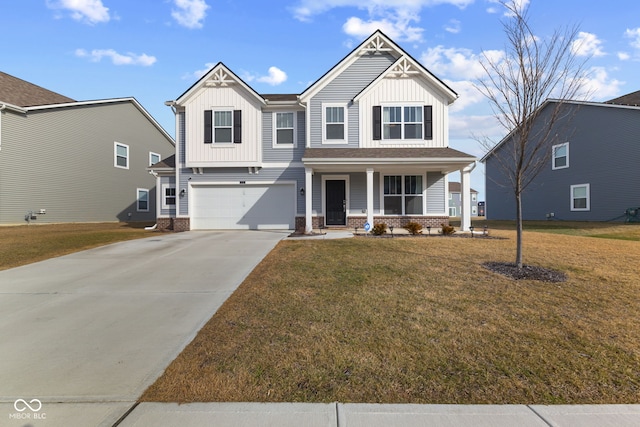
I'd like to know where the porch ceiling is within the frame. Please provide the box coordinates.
[302,147,476,173]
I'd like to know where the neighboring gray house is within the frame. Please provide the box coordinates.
[0,71,175,224]
[448,182,479,217]
[153,31,477,232]
[482,93,640,221]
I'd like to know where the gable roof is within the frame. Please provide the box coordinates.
[300,30,457,103]
[174,62,265,106]
[448,182,478,194]
[0,71,75,107]
[606,90,640,106]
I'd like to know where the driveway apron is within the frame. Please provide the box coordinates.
[0,230,287,426]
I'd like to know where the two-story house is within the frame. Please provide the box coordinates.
[482,93,640,221]
[448,182,479,217]
[0,71,175,225]
[153,31,477,232]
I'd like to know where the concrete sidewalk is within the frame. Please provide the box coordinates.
[118,402,640,426]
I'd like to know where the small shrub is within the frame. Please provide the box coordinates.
[440,223,455,235]
[403,222,423,235]
[371,223,387,236]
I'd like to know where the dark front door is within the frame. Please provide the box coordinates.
[325,180,346,226]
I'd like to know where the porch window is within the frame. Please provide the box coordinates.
[383,175,423,215]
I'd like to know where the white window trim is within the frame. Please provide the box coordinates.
[114,142,129,169]
[552,142,569,170]
[272,111,297,148]
[137,188,150,212]
[570,183,590,211]
[449,207,457,217]
[161,184,176,210]
[322,103,348,144]
[149,152,161,166]
[381,103,424,142]
[212,108,234,144]
[380,173,426,216]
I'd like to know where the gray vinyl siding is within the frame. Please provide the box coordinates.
[0,102,174,224]
[179,166,306,215]
[262,111,306,162]
[485,103,640,221]
[310,52,397,148]
[426,172,445,213]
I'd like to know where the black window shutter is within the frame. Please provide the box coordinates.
[233,110,242,143]
[424,105,433,140]
[373,106,381,140]
[204,110,212,144]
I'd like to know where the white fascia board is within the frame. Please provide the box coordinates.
[302,157,475,166]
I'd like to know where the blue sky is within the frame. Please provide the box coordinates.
[3,0,640,198]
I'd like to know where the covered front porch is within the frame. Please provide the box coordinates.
[300,148,477,234]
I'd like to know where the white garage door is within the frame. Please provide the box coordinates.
[191,184,295,230]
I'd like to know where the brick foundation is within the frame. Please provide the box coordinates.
[295,216,449,232]
[157,217,190,232]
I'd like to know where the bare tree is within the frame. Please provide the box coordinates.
[476,1,589,269]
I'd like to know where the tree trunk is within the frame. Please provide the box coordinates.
[515,190,523,269]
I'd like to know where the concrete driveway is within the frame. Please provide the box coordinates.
[0,230,288,426]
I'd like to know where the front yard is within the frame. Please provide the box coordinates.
[141,223,640,404]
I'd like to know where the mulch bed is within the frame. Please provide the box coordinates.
[483,261,567,282]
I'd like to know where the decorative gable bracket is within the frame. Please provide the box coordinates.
[386,57,420,78]
[205,68,236,87]
[359,34,394,55]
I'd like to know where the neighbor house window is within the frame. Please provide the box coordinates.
[571,184,590,211]
[449,207,457,216]
[162,184,176,209]
[114,142,129,169]
[323,105,346,143]
[472,193,477,202]
[214,110,233,143]
[274,112,296,146]
[552,142,569,170]
[149,152,161,166]
[383,175,423,215]
[383,106,423,140]
[137,188,149,212]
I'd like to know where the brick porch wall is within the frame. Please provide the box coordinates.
[296,216,449,232]
[157,217,190,232]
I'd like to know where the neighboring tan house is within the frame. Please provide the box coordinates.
[152,31,477,232]
[448,182,479,217]
[0,71,175,225]
[481,92,640,222]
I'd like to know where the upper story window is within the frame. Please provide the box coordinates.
[571,184,590,211]
[149,152,161,166]
[553,142,569,170]
[323,104,347,143]
[274,112,296,146]
[204,109,242,144]
[374,105,432,141]
[114,142,129,169]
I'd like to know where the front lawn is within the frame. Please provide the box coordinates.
[141,226,640,404]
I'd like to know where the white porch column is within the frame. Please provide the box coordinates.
[460,162,476,232]
[366,168,374,228]
[305,167,313,234]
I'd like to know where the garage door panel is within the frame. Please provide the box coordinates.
[191,184,295,230]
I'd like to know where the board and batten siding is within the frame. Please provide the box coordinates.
[184,85,262,165]
[178,166,306,216]
[0,102,173,224]
[358,77,449,148]
[261,110,306,163]
[309,52,397,148]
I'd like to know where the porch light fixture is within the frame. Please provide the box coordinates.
[389,225,394,237]
[180,189,186,197]
[300,188,305,196]
[426,226,431,236]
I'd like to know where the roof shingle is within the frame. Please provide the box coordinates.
[0,71,75,107]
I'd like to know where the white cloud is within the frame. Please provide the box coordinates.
[75,48,157,66]
[618,52,631,61]
[444,19,461,34]
[291,0,473,42]
[449,113,503,140]
[624,27,640,50]
[172,0,209,29]
[496,0,530,17]
[572,32,605,57]
[46,0,110,24]
[256,67,288,86]
[421,45,503,81]
[578,66,625,101]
